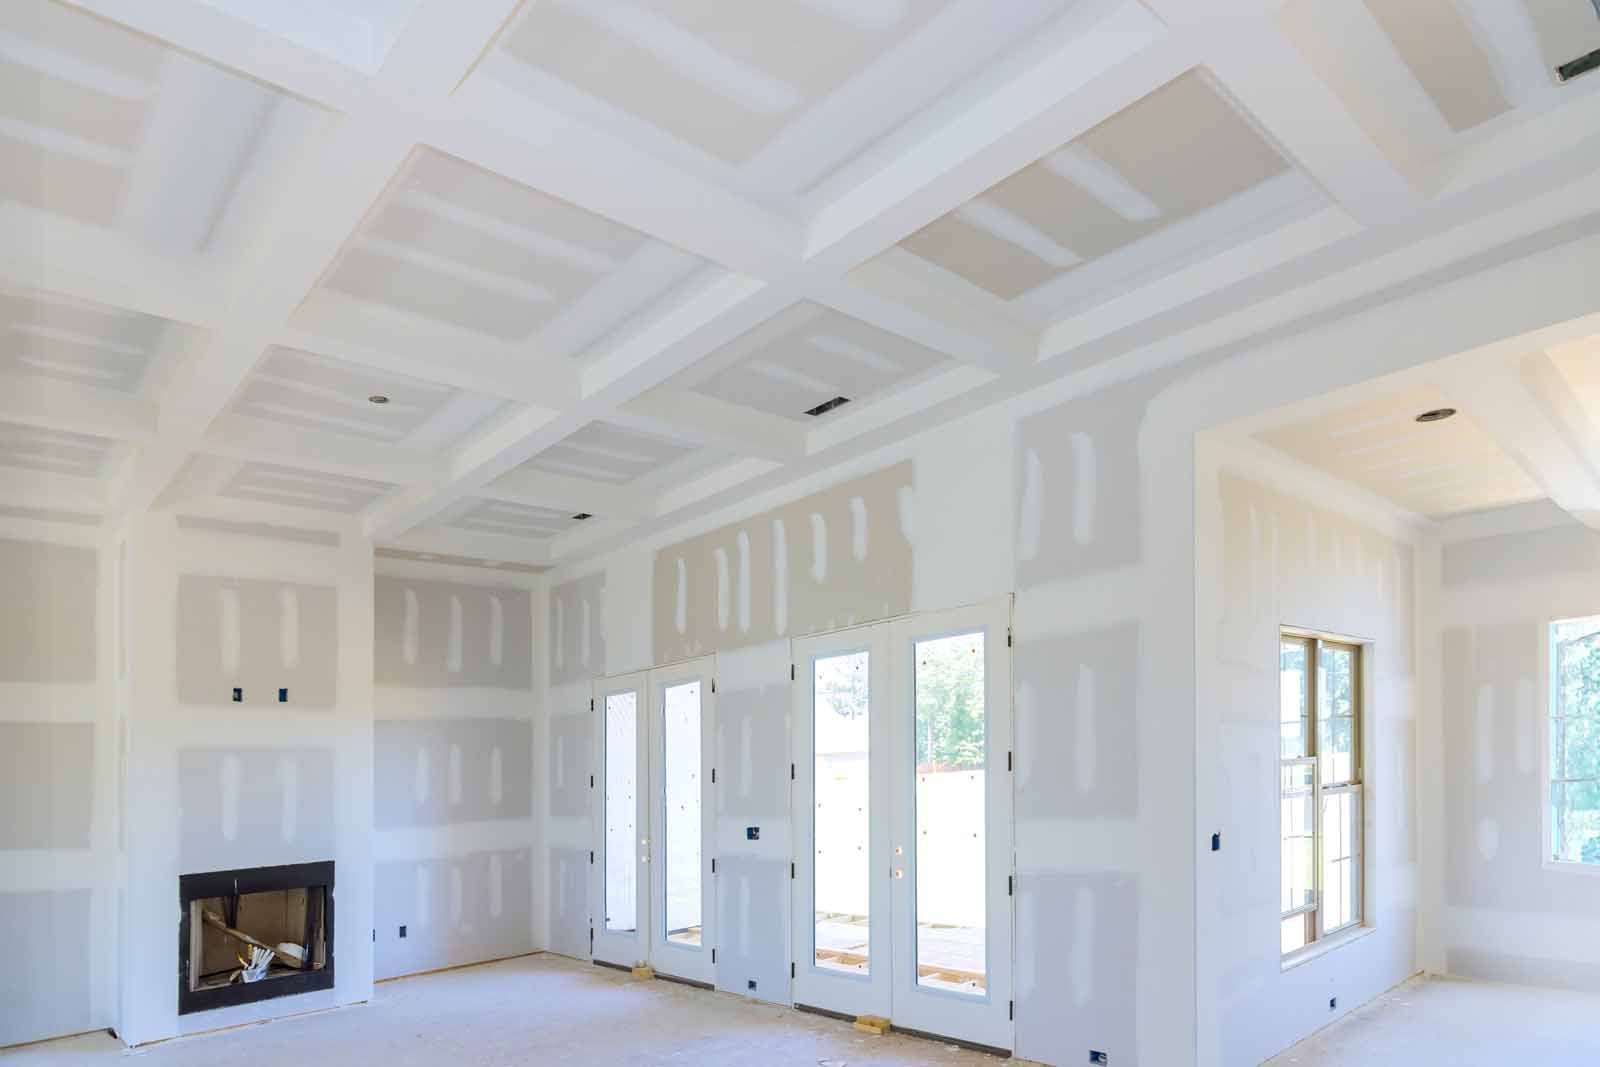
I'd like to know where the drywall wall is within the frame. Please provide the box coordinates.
[1194,452,1420,1066]
[651,461,913,663]
[0,518,117,1048]
[116,513,375,1045]
[372,565,537,980]
[1424,502,1600,993]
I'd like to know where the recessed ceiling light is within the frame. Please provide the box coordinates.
[1415,407,1457,423]
[368,394,389,405]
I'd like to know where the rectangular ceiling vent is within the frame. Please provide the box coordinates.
[1558,47,1600,82]
[571,512,592,521]
[804,396,851,418]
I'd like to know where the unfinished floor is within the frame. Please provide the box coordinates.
[1,954,997,1066]
[1264,975,1600,1066]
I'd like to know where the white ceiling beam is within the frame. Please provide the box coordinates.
[1452,351,1600,530]
[615,388,808,463]
[0,374,157,442]
[203,413,442,486]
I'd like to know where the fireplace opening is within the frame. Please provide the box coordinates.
[179,861,334,1014]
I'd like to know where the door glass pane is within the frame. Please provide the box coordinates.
[1280,639,1309,758]
[913,631,986,995]
[813,650,870,975]
[603,691,638,933]
[1318,646,1356,784]
[663,680,701,947]
[1280,760,1315,917]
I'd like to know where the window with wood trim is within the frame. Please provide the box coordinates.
[1280,633,1363,957]
[1550,616,1600,866]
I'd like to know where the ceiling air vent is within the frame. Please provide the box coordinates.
[1558,47,1600,82]
[571,512,592,521]
[804,396,851,418]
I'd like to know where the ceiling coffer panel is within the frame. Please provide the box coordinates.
[0,289,168,393]
[899,71,1290,300]
[683,301,951,421]
[450,499,582,540]
[218,462,396,514]
[500,0,951,165]
[520,420,699,484]
[1363,0,1510,132]
[317,148,701,351]
[0,421,115,479]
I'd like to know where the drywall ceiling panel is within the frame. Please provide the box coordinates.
[519,420,700,485]
[373,848,533,981]
[1253,389,1544,517]
[176,748,337,870]
[374,575,533,689]
[680,301,951,421]
[652,460,913,662]
[0,421,115,479]
[198,0,422,74]
[233,347,505,447]
[376,547,549,574]
[0,537,96,682]
[449,499,580,540]
[1548,333,1600,426]
[176,575,338,707]
[900,72,1290,300]
[549,572,607,685]
[1365,0,1511,131]
[499,0,952,166]
[1523,0,1600,76]
[372,718,534,828]
[0,0,306,254]
[0,288,178,394]
[315,149,704,355]
[217,461,396,513]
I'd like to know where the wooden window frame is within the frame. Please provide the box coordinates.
[1280,631,1365,959]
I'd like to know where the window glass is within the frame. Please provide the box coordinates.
[1552,619,1600,865]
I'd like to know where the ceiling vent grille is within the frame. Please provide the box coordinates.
[571,512,592,521]
[804,396,851,418]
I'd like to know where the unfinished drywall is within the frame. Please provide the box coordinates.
[0,515,116,1049]
[117,513,374,1045]
[1195,460,1419,1067]
[711,640,790,1005]
[1427,504,1600,993]
[542,679,592,961]
[651,461,913,663]
[373,565,538,981]
[548,572,605,686]
[177,575,338,707]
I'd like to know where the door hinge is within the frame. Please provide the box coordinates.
[790,862,796,879]
[790,762,795,780]
[711,858,717,874]
[590,774,595,788]
[711,678,716,693]
[589,927,594,946]
[1009,999,1014,1021]
[710,767,716,784]
[791,961,796,978]
[1008,874,1013,897]
[1007,628,1012,648]
[711,948,717,964]
[590,698,595,711]
[589,850,594,864]
[790,664,795,681]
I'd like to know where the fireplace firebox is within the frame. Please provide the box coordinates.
[178,861,334,1014]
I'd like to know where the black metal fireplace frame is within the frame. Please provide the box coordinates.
[178,860,335,1015]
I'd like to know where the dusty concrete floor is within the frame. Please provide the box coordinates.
[2,953,1001,1065]
[1265,973,1600,1065]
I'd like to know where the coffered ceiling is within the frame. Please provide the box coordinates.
[5,0,1600,566]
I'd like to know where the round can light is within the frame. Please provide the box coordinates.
[1415,407,1456,423]
[368,394,390,405]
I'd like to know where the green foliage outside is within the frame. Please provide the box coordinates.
[1555,630,1600,865]
[915,637,985,771]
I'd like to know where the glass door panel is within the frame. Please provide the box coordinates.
[648,657,715,983]
[889,599,1013,1049]
[791,627,891,1020]
[592,672,648,968]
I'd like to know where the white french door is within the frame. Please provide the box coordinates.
[591,671,648,968]
[791,598,1014,1049]
[591,658,717,983]
[647,656,716,984]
